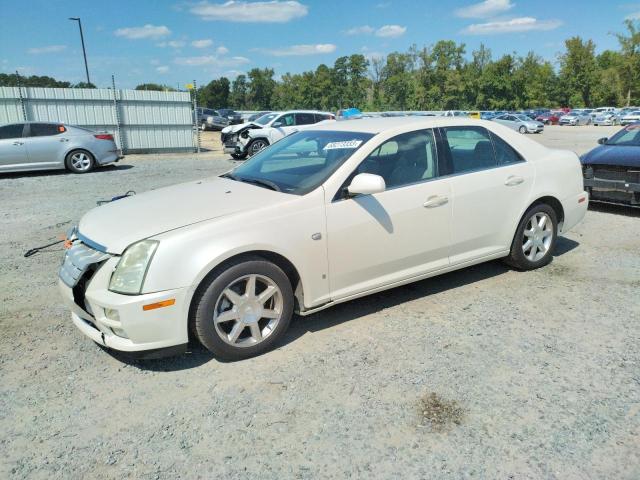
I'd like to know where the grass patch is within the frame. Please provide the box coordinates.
[418,392,464,431]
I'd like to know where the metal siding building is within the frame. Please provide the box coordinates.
[0,86,195,153]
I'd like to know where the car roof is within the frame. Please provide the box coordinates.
[309,117,504,134]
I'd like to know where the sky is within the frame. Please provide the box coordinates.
[0,0,638,89]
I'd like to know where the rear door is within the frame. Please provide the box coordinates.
[23,123,68,168]
[0,123,27,170]
[438,125,534,264]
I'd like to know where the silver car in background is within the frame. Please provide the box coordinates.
[620,110,640,126]
[492,114,544,134]
[559,111,592,126]
[0,122,122,174]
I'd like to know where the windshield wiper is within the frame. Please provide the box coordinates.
[239,177,282,192]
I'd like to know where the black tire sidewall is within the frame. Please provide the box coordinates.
[192,259,294,361]
[66,150,95,174]
[507,204,558,271]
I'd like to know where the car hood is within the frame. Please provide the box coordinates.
[581,144,640,168]
[221,121,262,134]
[78,177,288,254]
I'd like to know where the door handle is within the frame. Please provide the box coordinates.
[12,141,24,146]
[504,175,524,186]
[423,195,449,208]
[59,138,69,142]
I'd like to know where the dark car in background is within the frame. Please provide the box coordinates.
[195,108,230,131]
[581,123,640,207]
[217,109,243,125]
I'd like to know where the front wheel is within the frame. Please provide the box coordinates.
[248,139,269,157]
[518,125,527,134]
[191,258,294,361]
[66,150,95,174]
[505,204,558,271]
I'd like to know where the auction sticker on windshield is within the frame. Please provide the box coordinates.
[323,140,363,150]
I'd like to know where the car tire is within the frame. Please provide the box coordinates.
[65,150,95,174]
[200,122,208,131]
[231,152,247,160]
[248,139,269,157]
[504,203,558,271]
[518,126,527,134]
[191,258,294,361]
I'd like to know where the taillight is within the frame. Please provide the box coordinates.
[94,134,114,140]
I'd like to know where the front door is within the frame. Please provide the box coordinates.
[326,128,452,300]
[23,123,68,168]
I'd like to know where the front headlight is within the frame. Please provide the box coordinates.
[109,240,158,295]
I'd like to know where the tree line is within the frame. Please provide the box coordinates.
[198,19,639,111]
[3,20,637,111]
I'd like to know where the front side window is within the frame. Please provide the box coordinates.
[29,123,63,137]
[0,124,24,140]
[227,130,374,195]
[275,114,295,127]
[441,126,496,174]
[355,129,438,189]
[295,113,315,125]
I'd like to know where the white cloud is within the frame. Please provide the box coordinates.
[255,43,336,56]
[454,0,514,19]
[345,25,374,35]
[192,39,214,48]
[174,55,250,66]
[114,24,171,39]
[462,17,562,34]
[156,65,170,73]
[626,11,640,20]
[157,40,187,48]
[216,46,229,54]
[27,45,67,54]
[190,1,308,23]
[375,25,406,38]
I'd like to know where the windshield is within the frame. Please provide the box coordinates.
[605,125,640,146]
[225,130,374,195]
[254,113,279,125]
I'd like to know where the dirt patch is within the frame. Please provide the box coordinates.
[418,392,464,432]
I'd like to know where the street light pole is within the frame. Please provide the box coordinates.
[69,17,91,85]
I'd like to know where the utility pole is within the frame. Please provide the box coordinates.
[69,17,91,85]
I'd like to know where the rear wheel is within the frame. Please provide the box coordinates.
[66,150,95,174]
[505,204,558,270]
[200,122,208,131]
[191,258,294,361]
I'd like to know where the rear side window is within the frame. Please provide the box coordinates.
[489,131,524,165]
[315,113,332,122]
[295,113,315,125]
[440,126,496,174]
[29,123,63,137]
[0,124,24,139]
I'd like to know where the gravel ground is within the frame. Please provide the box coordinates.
[1,126,639,479]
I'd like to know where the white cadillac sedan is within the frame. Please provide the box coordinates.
[59,118,588,360]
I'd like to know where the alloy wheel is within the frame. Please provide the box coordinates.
[70,152,92,171]
[213,274,283,347]
[250,140,267,156]
[522,212,553,262]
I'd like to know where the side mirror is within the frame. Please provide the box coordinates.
[597,137,608,145]
[347,173,386,196]
[272,122,283,128]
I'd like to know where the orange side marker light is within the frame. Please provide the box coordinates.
[143,299,176,311]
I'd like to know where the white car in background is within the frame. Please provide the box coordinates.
[492,114,544,133]
[593,112,620,126]
[221,110,334,159]
[59,117,588,360]
[620,110,640,126]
